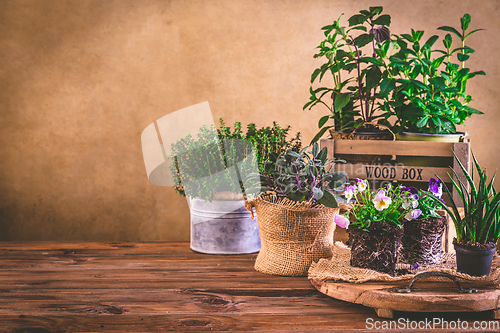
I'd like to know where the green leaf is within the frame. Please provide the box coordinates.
[312,142,319,158]
[366,65,382,90]
[379,77,396,95]
[416,116,429,128]
[465,28,486,39]
[310,68,323,84]
[457,53,470,62]
[440,117,456,132]
[353,34,373,47]
[424,35,439,48]
[401,33,414,43]
[287,150,301,158]
[371,14,391,26]
[438,26,462,39]
[347,26,368,33]
[412,80,431,91]
[462,106,484,115]
[358,57,384,66]
[429,77,446,90]
[461,14,471,31]
[312,187,324,200]
[400,48,418,57]
[431,56,445,70]
[412,29,424,42]
[369,6,383,15]
[334,93,351,112]
[317,190,338,208]
[317,147,328,164]
[310,126,333,145]
[318,115,329,129]
[443,33,453,49]
[461,46,475,55]
[467,70,486,79]
[348,14,367,26]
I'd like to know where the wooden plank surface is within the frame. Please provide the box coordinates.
[322,139,458,157]
[0,242,497,332]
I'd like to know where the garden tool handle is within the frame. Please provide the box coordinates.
[392,271,478,294]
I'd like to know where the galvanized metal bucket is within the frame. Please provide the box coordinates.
[189,197,260,254]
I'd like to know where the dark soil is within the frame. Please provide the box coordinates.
[453,238,497,251]
[399,216,446,265]
[348,221,404,276]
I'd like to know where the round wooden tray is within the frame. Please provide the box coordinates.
[310,272,500,318]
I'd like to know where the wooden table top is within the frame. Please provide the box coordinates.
[0,241,497,332]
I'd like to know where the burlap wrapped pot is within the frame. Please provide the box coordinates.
[244,193,340,276]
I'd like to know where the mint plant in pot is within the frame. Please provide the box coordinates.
[304,6,394,144]
[244,143,348,276]
[380,13,485,142]
[344,180,409,275]
[398,179,447,265]
[424,151,500,276]
[171,120,301,254]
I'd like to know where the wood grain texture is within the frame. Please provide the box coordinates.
[321,139,458,157]
[310,277,500,319]
[0,242,497,332]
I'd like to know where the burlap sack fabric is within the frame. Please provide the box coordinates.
[308,243,500,286]
[244,193,340,276]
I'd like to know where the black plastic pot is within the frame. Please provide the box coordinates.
[454,242,497,277]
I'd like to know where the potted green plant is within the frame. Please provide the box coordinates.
[171,120,301,254]
[380,13,485,142]
[424,151,500,276]
[344,179,409,275]
[244,143,348,276]
[398,179,447,265]
[304,6,394,144]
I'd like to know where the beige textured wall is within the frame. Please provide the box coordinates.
[1,0,498,241]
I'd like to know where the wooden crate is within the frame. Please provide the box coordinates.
[320,138,471,205]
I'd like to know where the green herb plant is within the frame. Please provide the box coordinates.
[171,120,302,201]
[424,151,500,246]
[248,142,347,208]
[217,119,301,172]
[380,14,485,134]
[304,6,393,143]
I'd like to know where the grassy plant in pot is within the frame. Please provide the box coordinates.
[345,180,410,275]
[171,120,301,254]
[304,6,395,144]
[244,143,348,276]
[424,151,500,277]
[398,179,447,265]
[380,13,485,142]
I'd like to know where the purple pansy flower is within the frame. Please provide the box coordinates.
[405,208,422,221]
[401,186,419,200]
[343,185,357,202]
[428,178,443,198]
[373,190,392,211]
[356,178,368,192]
[334,214,350,229]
